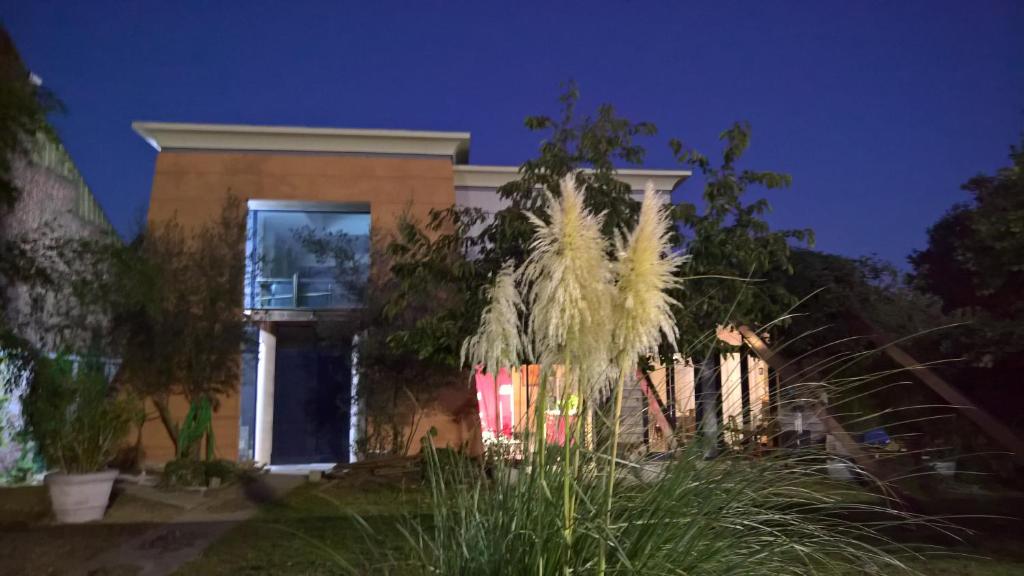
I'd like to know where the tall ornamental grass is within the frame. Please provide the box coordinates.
[399,440,929,576]
[359,175,943,575]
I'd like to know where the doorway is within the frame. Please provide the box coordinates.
[270,324,351,465]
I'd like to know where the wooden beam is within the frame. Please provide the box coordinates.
[638,372,677,445]
[737,326,890,480]
[847,317,1024,467]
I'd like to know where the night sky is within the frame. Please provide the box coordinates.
[5,1,1022,267]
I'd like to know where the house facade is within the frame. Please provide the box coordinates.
[133,122,690,467]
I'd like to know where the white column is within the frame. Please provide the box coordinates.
[254,325,277,465]
[349,334,361,463]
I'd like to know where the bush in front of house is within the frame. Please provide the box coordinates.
[0,342,44,485]
[23,354,135,523]
[160,458,241,488]
[23,354,132,475]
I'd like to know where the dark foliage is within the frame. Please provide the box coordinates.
[780,249,946,358]
[0,26,62,212]
[484,82,656,267]
[62,196,251,453]
[910,138,1024,376]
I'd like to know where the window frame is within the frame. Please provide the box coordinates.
[245,200,371,311]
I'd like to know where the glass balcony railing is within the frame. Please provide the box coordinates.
[254,275,359,309]
[245,204,370,311]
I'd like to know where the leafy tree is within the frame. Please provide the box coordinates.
[343,210,485,456]
[668,123,814,345]
[381,207,489,367]
[87,196,249,457]
[380,85,663,370]
[377,88,812,369]
[781,249,946,356]
[910,138,1024,377]
[483,82,656,268]
[0,26,61,212]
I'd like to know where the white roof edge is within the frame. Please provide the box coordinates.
[131,122,471,161]
[454,164,691,191]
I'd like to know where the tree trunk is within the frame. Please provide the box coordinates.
[152,395,179,454]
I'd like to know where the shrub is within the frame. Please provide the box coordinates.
[160,457,239,488]
[1,344,44,484]
[23,354,133,474]
[203,458,240,483]
[160,458,206,487]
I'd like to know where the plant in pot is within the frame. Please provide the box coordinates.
[24,354,133,523]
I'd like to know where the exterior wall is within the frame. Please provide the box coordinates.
[455,186,659,221]
[142,150,459,466]
[363,386,483,458]
[1,139,114,352]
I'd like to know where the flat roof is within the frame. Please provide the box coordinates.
[454,164,690,192]
[132,122,470,162]
[131,123,691,190]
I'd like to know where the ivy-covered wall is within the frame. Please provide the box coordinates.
[0,349,42,485]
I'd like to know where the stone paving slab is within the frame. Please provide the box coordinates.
[64,474,305,576]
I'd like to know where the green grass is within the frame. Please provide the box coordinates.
[174,477,421,575]
[902,557,1024,576]
[179,471,1024,576]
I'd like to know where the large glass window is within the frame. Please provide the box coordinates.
[247,206,370,309]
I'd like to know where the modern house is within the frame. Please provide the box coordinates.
[132,122,691,467]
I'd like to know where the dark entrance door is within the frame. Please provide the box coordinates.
[271,324,350,465]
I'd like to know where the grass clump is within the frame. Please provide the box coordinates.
[394,443,927,575]
[159,458,241,488]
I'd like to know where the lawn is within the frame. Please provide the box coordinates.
[174,475,423,575]
[6,472,1020,575]
[177,472,1024,576]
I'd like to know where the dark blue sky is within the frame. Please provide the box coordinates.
[6,1,1022,266]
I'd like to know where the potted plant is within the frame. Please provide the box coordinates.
[24,355,133,523]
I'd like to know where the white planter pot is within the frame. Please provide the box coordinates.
[45,469,119,523]
[826,458,857,482]
[932,460,957,478]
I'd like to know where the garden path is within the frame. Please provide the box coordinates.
[0,473,305,576]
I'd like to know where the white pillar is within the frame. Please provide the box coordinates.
[349,334,361,463]
[254,325,277,465]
